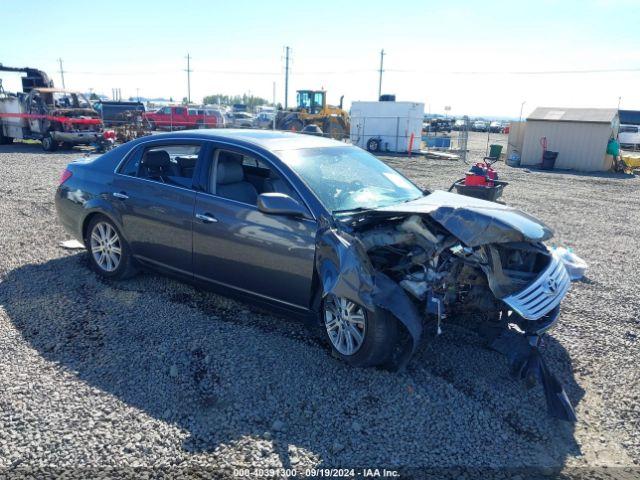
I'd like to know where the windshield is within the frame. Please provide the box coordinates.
[51,92,91,109]
[276,146,423,213]
[620,125,638,133]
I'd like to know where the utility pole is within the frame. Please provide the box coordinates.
[136,88,140,102]
[58,58,66,89]
[272,81,277,130]
[284,46,290,110]
[378,49,385,100]
[185,54,192,104]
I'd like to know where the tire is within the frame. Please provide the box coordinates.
[197,120,206,129]
[366,137,380,152]
[41,134,57,152]
[286,119,304,132]
[322,294,398,368]
[85,215,137,280]
[323,119,346,140]
[147,121,156,131]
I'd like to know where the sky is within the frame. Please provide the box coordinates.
[1,0,639,117]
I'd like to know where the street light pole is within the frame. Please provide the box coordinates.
[518,101,526,124]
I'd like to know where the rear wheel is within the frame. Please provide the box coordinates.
[86,215,137,280]
[322,294,398,367]
[42,134,57,152]
[366,137,380,152]
[147,120,156,131]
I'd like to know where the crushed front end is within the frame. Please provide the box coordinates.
[319,191,576,421]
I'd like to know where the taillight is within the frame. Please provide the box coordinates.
[59,169,73,185]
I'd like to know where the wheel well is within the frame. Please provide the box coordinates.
[81,212,106,245]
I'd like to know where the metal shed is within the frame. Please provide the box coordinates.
[520,107,619,171]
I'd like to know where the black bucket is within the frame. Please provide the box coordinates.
[541,150,558,170]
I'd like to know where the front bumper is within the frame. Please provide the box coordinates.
[502,251,570,321]
[51,131,101,145]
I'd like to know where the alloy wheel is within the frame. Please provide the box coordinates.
[324,295,367,356]
[90,222,122,272]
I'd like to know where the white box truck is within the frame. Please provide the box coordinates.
[349,101,424,153]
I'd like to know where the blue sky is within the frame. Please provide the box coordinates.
[2,0,638,116]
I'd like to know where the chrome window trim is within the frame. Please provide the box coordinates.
[113,173,197,194]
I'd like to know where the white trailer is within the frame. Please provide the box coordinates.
[349,101,424,153]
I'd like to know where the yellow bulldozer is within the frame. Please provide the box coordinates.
[275,90,349,139]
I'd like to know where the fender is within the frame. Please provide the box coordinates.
[80,197,128,243]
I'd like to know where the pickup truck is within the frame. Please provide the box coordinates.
[143,106,218,130]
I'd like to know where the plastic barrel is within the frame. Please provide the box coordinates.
[489,144,503,159]
[541,150,558,170]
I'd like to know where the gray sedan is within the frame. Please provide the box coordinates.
[55,129,574,421]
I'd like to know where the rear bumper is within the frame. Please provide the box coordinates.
[54,186,85,242]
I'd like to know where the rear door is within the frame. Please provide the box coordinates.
[111,140,203,275]
[191,143,317,309]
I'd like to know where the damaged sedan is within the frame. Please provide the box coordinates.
[55,130,575,421]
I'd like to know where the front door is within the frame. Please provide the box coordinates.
[112,141,203,275]
[192,145,317,309]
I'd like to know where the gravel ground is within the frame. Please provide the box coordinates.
[0,133,638,477]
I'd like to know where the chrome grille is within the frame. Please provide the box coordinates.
[502,252,570,320]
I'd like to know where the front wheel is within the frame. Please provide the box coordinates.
[322,294,398,367]
[86,215,137,280]
[42,134,57,152]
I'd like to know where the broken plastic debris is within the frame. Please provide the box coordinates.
[59,239,85,250]
[551,246,587,281]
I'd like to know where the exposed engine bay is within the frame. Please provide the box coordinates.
[316,190,575,421]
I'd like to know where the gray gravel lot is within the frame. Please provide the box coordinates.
[0,133,638,477]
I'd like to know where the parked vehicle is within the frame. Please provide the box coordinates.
[93,101,145,127]
[0,64,103,151]
[619,124,640,149]
[489,121,504,133]
[55,130,575,421]
[275,89,349,139]
[254,111,275,129]
[0,87,103,151]
[229,111,255,128]
[424,119,452,133]
[143,106,218,130]
[472,120,488,132]
[452,119,468,131]
[232,103,248,112]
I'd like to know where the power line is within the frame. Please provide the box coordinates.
[378,49,385,99]
[185,54,192,103]
[58,58,66,89]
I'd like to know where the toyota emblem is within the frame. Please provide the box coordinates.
[543,278,558,296]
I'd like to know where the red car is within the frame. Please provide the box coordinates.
[144,106,218,130]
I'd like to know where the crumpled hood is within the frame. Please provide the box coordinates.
[376,190,553,247]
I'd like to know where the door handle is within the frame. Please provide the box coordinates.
[113,192,129,199]
[195,212,218,223]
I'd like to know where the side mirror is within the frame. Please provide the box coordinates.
[257,193,307,218]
